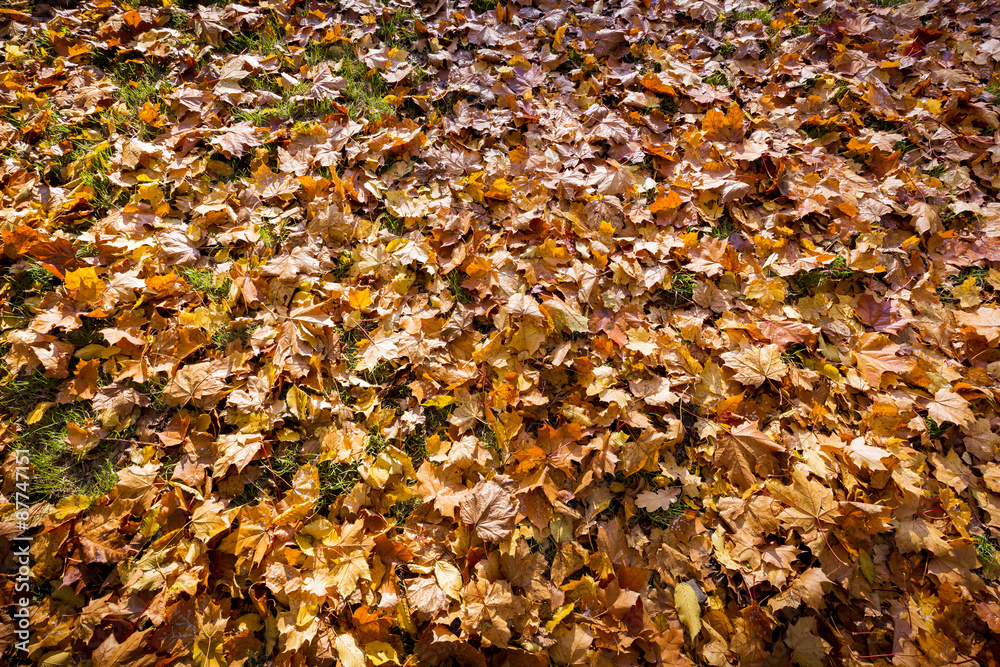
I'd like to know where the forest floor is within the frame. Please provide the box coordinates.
[2,0,1000,665]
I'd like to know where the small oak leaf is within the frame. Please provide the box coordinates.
[635,488,681,512]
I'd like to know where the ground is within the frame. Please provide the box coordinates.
[1,0,1000,666]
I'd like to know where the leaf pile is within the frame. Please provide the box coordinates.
[2,0,1000,665]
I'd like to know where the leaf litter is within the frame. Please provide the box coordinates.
[1,0,1000,665]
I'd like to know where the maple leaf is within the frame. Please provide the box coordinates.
[261,245,322,281]
[895,517,953,556]
[461,578,516,646]
[703,102,744,143]
[964,418,1000,461]
[767,465,841,556]
[767,568,831,612]
[629,376,678,406]
[92,628,154,667]
[459,476,517,542]
[619,424,681,476]
[64,266,105,304]
[539,296,589,334]
[714,422,784,490]
[212,121,261,158]
[785,616,831,667]
[213,433,264,478]
[926,387,975,427]
[190,498,237,543]
[251,163,299,200]
[635,487,681,512]
[845,438,893,471]
[405,575,452,620]
[549,624,593,666]
[907,201,942,235]
[721,344,788,387]
[851,333,914,388]
[162,359,231,409]
[355,333,400,373]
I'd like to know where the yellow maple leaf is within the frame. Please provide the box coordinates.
[64,266,105,304]
[349,287,372,310]
[485,178,512,200]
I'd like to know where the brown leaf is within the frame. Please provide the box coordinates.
[714,422,784,490]
[852,333,914,388]
[162,359,231,409]
[459,476,517,543]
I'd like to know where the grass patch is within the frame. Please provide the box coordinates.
[366,427,391,456]
[923,163,948,178]
[636,498,688,530]
[400,433,429,467]
[212,321,260,349]
[925,416,947,439]
[860,114,898,133]
[0,371,123,502]
[975,534,1000,579]
[728,8,774,25]
[563,47,597,76]
[703,71,730,88]
[318,460,362,509]
[223,15,286,56]
[434,90,463,115]
[787,257,853,300]
[802,120,839,140]
[665,270,696,304]
[178,267,232,302]
[659,96,679,115]
[445,269,473,304]
[76,143,128,215]
[389,497,423,524]
[471,0,499,12]
[304,43,392,122]
[380,211,405,236]
[781,343,809,369]
[107,60,173,113]
[706,217,736,239]
[232,82,338,126]
[2,262,58,319]
[937,266,992,304]
[376,8,416,49]
[715,43,735,57]
[893,138,918,155]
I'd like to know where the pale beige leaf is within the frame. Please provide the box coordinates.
[845,438,891,471]
[927,387,974,428]
[721,344,787,387]
[334,633,365,667]
[635,487,681,512]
